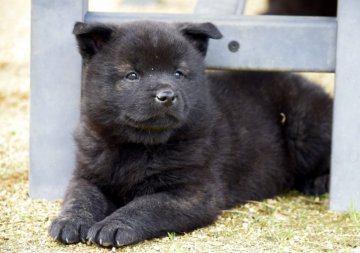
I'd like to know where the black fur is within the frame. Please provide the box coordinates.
[49,21,332,247]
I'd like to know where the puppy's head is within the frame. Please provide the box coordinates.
[73,21,222,144]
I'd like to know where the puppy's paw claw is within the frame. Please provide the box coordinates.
[48,216,93,244]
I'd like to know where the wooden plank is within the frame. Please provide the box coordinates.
[30,0,88,199]
[86,13,337,72]
[330,0,360,211]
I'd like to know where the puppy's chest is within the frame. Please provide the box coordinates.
[97,146,177,202]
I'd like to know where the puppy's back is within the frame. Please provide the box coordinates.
[208,71,332,194]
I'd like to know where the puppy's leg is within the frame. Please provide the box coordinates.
[87,190,219,247]
[283,80,333,195]
[296,174,329,195]
[49,178,115,244]
[294,155,330,195]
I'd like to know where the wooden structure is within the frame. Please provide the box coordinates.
[30,0,360,211]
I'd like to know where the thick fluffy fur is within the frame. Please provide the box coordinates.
[49,21,332,247]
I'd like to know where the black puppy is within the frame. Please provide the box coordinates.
[49,21,332,247]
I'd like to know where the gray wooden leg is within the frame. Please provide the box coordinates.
[30,0,88,199]
[330,0,360,211]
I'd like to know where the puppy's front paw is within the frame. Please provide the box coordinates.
[87,219,140,247]
[49,215,94,244]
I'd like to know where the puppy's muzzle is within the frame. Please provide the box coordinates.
[155,89,177,107]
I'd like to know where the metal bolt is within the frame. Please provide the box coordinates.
[228,40,240,52]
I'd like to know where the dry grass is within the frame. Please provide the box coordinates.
[0,0,359,252]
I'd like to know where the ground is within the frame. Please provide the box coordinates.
[0,0,359,252]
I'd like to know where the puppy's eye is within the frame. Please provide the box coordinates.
[174,70,185,79]
[125,72,139,81]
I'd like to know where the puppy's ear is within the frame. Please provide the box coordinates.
[177,22,222,56]
[73,22,115,60]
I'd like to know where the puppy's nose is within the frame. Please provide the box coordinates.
[155,89,176,107]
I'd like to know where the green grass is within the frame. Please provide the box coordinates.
[349,206,360,229]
